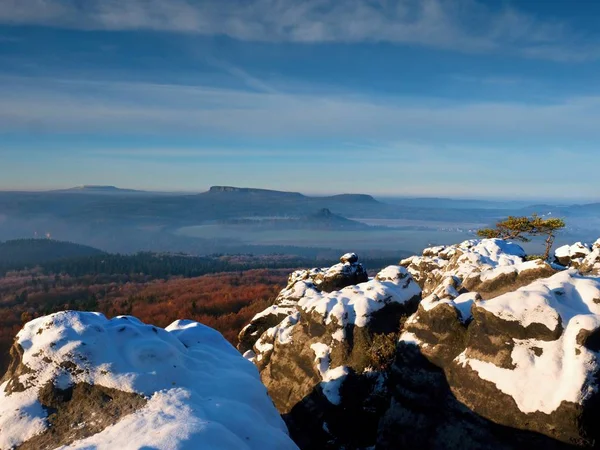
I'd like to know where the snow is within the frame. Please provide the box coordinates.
[298,265,421,328]
[251,312,300,361]
[250,304,297,322]
[309,343,348,405]
[0,312,297,450]
[455,270,600,414]
[320,367,349,406]
[420,292,479,323]
[479,258,549,282]
[399,331,422,346]
[555,242,591,259]
[452,239,526,280]
[453,293,479,323]
[402,239,528,296]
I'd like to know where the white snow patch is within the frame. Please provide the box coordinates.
[421,292,479,323]
[309,342,348,406]
[320,367,349,406]
[456,270,600,414]
[298,265,420,328]
[399,331,422,346]
[555,242,591,259]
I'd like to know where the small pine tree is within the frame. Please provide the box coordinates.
[477,214,565,260]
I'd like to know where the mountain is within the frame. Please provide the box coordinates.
[1,185,596,257]
[206,186,306,198]
[303,208,370,229]
[54,185,145,194]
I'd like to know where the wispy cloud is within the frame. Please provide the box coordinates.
[0,0,598,61]
[1,75,599,148]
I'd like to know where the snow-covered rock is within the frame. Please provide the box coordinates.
[578,239,600,276]
[239,256,421,449]
[237,254,368,354]
[401,238,555,299]
[0,312,297,450]
[399,269,600,446]
[555,242,592,268]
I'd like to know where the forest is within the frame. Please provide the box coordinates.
[0,239,401,373]
[0,268,290,373]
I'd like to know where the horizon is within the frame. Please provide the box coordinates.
[1,0,599,198]
[0,183,597,204]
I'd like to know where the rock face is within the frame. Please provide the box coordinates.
[400,269,600,447]
[239,255,421,449]
[0,312,298,450]
[241,239,600,449]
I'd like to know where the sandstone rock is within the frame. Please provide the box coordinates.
[241,261,421,449]
[401,238,557,300]
[399,269,600,447]
[238,254,369,355]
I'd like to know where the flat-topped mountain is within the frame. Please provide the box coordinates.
[55,185,144,194]
[205,186,378,203]
[206,186,305,197]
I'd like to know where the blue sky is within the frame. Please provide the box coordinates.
[0,0,599,199]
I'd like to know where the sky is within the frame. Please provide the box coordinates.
[0,0,599,200]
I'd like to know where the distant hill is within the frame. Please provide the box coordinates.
[0,239,105,267]
[206,186,305,198]
[54,185,144,194]
[318,193,378,203]
[304,208,370,229]
[220,208,370,230]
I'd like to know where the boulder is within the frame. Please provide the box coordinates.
[0,312,297,450]
[579,239,600,276]
[555,242,593,268]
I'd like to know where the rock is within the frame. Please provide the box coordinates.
[239,239,600,449]
[401,239,556,300]
[555,242,592,268]
[398,269,600,447]
[378,343,574,450]
[340,252,359,264]
[579,240,600,275]
[0,312,297,450]
[238,254,369,354]
[240,262,421,449]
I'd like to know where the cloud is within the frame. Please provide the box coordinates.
[0,0,597,61]
[1,75,599,149]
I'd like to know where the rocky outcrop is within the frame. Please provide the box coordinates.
[241,238,600,449]
[394,268,600,447]
[560,239,600,276]
[401,239,557,300]
[555,242,594,268]
[0,312,297,450]
[240,256,421,449]
[238,253,368,354]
